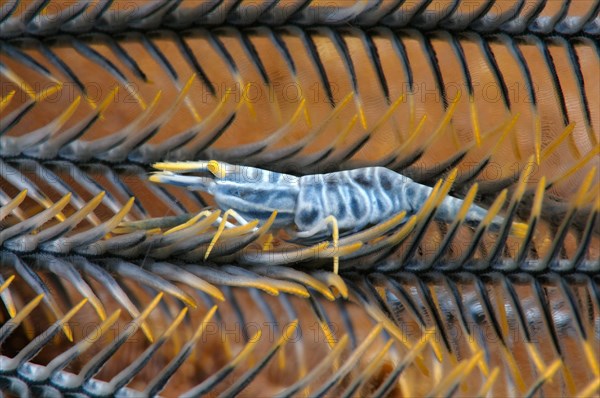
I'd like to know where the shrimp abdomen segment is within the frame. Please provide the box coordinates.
[295,167,412,234]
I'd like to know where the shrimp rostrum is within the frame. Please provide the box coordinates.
[150,160,525,273]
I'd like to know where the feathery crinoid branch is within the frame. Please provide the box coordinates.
[0,257,598,396]
[0,0,597,38]
[1,156,598,272]
[1,26,597,191]
[1,1,599,397]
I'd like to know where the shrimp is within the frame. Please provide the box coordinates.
[150,160,526,273]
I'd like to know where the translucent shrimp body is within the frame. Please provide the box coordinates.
[150,160,506,239]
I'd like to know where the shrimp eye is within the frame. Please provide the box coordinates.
[207,160,227,179]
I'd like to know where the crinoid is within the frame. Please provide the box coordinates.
[1,1,598,397]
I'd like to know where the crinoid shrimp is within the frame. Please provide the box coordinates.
[150,160,527,273]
